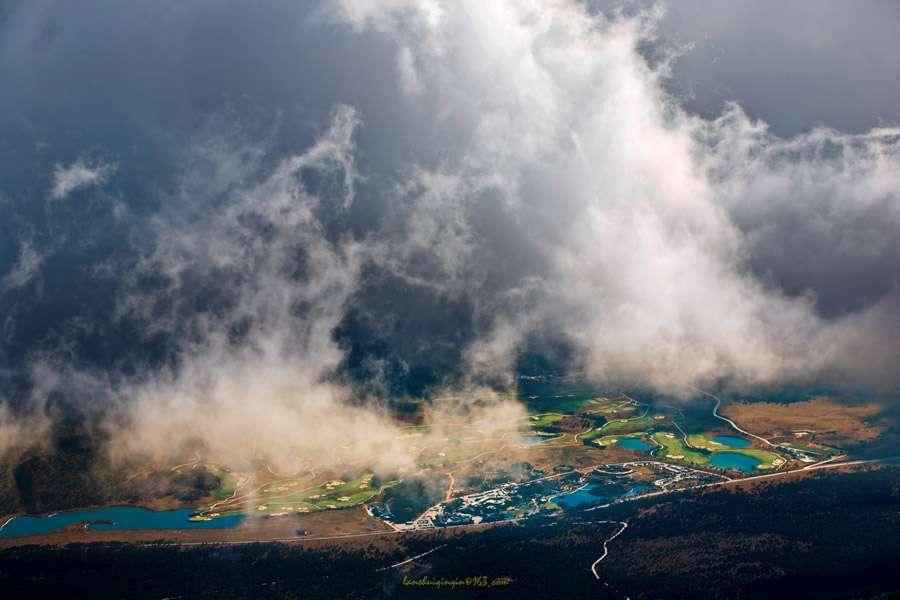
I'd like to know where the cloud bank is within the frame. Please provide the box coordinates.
[0,0,898,465]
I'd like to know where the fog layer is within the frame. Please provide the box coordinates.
[0,1,897,462]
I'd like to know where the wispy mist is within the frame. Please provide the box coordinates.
[0,0,898,464]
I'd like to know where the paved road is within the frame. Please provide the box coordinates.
[689,385,776,447]
[590,520,632,599]
[377,543,447,571]
[591,521,628,577]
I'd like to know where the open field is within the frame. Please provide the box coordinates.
[578,429,646,444]
[780,442,841,456]
[520,413,565,429]
[587,400,641,417]
[260,476,314,496]
[596,414,658,434]
[722,448,783,469]
[651,432,713,465]
[204,474,398,518]
[591,432,651,446]
[204,464,248,501]
[686,433,739,449]
[720,396,889,448]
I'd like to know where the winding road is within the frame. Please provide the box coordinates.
[591,520,632,599]
[590,520,628,578]
[690,386,775,447]
[377,543,447,571]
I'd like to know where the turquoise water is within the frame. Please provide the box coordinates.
[615,438,653,451]
[711,436,751,447]
[0,507,244,538]
[710,453,760,472]
[550,484,648,507]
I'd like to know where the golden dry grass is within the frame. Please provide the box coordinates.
[720,396,887,443]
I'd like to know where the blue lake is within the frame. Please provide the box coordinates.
[615,438,653,451]
[711,436,751,447]
[710,453,760,472]
[0,507,245,538]
[550,484,648,507]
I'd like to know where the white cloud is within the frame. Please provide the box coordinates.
[50,158,115,199]
[2,238,47,291]
[95,105,527,468]
[6,0,899,468]
[322,0,900,393]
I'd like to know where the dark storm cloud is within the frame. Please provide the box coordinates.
[0,0,898,459]
[696,109,900,319]
[647,0,900,137]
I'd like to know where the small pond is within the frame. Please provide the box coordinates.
[550,483,648,507]
[710,453,760,472]
[711,436,751,447]
[615,438,653,451]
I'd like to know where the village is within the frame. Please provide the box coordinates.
[370,460,727,531]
